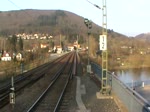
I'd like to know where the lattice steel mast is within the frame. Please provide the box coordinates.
[86,0,109,94]
[101,0,108,94]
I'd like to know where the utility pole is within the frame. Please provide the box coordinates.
[77,35,79,52]
[84,18,92,74]
[86,0,109,95]
[100,0,108,94]
[60,34,61,47]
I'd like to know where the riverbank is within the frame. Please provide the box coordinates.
[110,64,150,71]
[90,56,150,71]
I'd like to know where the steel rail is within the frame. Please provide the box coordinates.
[0,53,70,109]
[0,52,69,91]
[26,53,74,112]
[53,52,77,112]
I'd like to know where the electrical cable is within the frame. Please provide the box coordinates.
[86,0,102,9]
[7,0,22,10]
[7,0,33,18]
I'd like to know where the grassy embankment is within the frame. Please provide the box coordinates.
[112,54,150,70]
[91,54,150,70]
[0,57,50,83]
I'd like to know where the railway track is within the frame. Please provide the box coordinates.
[27,52,77,112]
[0,52,75,109]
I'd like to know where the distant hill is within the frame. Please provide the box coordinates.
[2,9,150,69]
[0,9,103,35]
[0,9,132,48]
[135,33,150,42]
[0,9,127,36]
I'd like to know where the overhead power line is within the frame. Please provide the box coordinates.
[7,0,21,9]
[86,0,102,9]
[7,0,33,19]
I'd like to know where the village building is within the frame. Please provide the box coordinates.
[16,53,23,61]
[68,45,74,51]
[1,52,11,61]
[40,43,49,48]
[56,46,63,54]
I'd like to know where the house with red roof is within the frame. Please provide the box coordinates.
[1,52,11,61]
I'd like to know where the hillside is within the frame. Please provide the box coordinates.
[0,9,101,35]
[0,9,150,69]
[0,9,127,38]
[135,33,150,42]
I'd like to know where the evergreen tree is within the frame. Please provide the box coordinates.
[49,40,54,49]
[10,35,17,53]
[18,37,23,51]
[61,41,64,50]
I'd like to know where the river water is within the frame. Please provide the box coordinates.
[115,68,150,83]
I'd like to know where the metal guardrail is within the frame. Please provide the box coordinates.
[91,62,150,112]
[91,62,112,87]
[126,80,150,88]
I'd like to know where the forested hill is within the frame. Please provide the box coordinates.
[0,9,126,38]
[135,33,150,42]
[0,9,100,35]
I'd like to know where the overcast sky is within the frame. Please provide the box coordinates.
[0,0,150,36]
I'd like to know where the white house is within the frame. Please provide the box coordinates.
[16,53,22,61]
[68,45,74,51]
[57,47,63,54]
[1,52,11,61]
